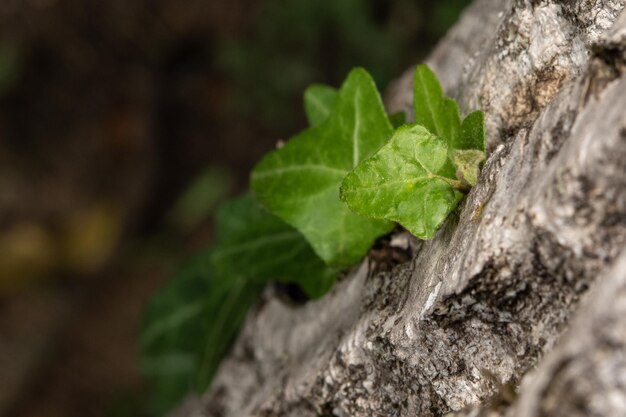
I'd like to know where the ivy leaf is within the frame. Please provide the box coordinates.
[460,110,486,151]
[139,252,261,416]
[252,68,395,267]
[210,194,336,298]
[413,64,461,147]
[304,84,338,127]
[341,124,464,239]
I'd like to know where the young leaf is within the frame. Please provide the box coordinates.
[460,110,486,151]
[414,65,486,151]
[139,252,261,416]
[455,112,486,185]
[413,64,486,186]
[454,149,485,186]
[304,84,338,127]
[210,194,336,298]
[341,124,464,239]
[252,68,394,267]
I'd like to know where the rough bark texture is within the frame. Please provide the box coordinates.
[175,1,626,416]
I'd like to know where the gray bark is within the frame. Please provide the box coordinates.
[175,1,626,416]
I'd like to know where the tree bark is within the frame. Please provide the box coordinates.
[174,1,626,416]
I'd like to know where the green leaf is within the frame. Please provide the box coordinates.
[388,111,407,128]
[453,149,485,186]
[341,124,464,239]
[210,194,336,298]
[139,252,261,416]
[413,64,461,145]
[192,274,260,392]
[252,68,395,267]
[304,84,338,126]
[460,110,486,151]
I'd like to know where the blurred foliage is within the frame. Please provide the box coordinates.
[0,223,56,293]
[0,44,20,95]
[141,193,337,414]
[140,250,262,416]
[0,204,122,294]
[218,0,399,131]
[140,252,214,415]
[166,166,234,233]
[61,204,123,272]
[428,0,473,37]
[217,0,470,133]
[106,391,148,417]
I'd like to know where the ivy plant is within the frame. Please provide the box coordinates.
[140,194,335,415]
[340,65,485,238]
[141,64,486,415]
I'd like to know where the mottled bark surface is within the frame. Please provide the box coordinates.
[175,1,626,416]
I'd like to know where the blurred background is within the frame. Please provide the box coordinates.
[0,0,470,416]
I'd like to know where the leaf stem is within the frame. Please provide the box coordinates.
[427,173,470,193]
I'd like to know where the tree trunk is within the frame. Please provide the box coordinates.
[174,1,626,415]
